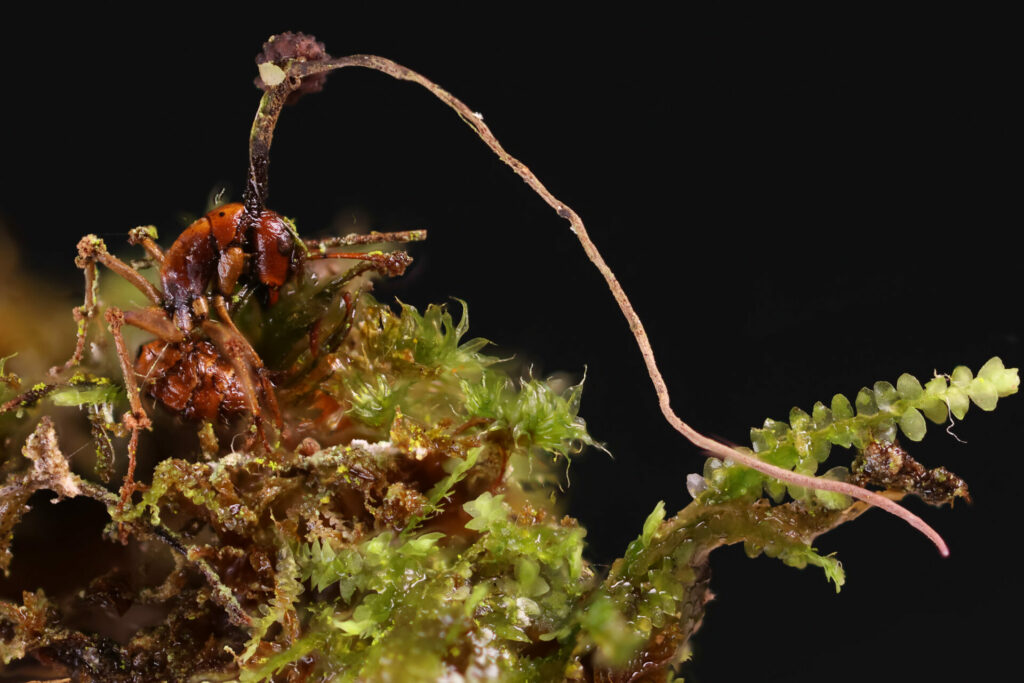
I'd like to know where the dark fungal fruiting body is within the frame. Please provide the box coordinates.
[253,31,331,105]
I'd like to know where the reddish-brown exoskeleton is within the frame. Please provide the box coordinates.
[55,201,419,508]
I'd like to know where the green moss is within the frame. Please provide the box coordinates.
[698,358,1017,506]
[1,279,1017,679]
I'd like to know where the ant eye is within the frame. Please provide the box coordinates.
[219,211,226,217]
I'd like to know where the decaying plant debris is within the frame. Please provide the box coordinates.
[1,32,1018,681]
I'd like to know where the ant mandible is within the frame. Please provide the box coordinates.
[52,33,423,510]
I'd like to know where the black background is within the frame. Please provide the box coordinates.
[0,9,1017,682]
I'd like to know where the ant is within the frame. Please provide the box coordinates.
[52,33,426,510]
[55,203,419,508]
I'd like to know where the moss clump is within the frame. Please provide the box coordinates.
[1,260,1014,679]
[0,281,606,680]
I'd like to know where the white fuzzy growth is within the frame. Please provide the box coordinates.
[349,439,400,456]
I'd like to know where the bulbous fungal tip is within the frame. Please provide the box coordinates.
[254,32,332,103]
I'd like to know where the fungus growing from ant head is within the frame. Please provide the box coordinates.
[0,31,1015,682]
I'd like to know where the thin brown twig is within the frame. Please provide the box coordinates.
[260,54,949,556]
[7,418,253,627]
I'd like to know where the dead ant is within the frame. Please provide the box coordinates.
[54,202,420,508]
[51,32,428,509]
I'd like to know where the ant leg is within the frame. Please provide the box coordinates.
[201,319,261,417]
[77,235,163,305]
[282,291,359,400]
[211,296,283,431]
[201,318,273,451]
[123,307,185,343]
[303,228,427,251]
[127,225,165,266]
[314,291,358,359]
[52,254,99,375]
[304,248,413,278]
[53,235,165,376]
[105,307,153,512]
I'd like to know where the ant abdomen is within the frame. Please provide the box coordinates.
[136,339,249,423]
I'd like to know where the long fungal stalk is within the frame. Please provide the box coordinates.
[247,42,986,555]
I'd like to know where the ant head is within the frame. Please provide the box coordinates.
[205,203,245,248]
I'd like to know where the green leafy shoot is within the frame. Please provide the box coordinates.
[1,369,121,417]
[399,298,491,369]
[641,500,666,548]
[699,358,1018,505]
[402,445,483,534]
[778,545,845,592]
[360,297,496,375]
[461,370,602,459]
[345,374,407,427]
[462,491,509,531]
[50,378,121,407]
[336,298,497,428]
[237,537,306,665]
[337,298,601,465]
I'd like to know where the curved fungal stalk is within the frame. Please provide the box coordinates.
[246,43,949,556]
